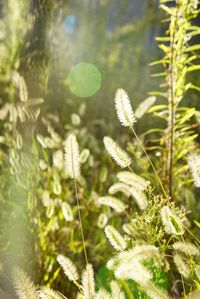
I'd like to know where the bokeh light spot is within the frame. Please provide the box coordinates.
[67,63,101,98]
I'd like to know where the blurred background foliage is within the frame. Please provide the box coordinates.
[0,0,199,298]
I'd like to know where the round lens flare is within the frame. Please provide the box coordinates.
[67,63,101,98]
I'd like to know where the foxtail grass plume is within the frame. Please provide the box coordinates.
[109,182,132,197]
[97,196,126,213]
[141,281,171,299]
[62,202,74,222]
[117,171,150,191]
[57,255,79,282]
[187,153,200,188]
[173,253,190,279]
[110,281,125,299]
[135,96,156,119]
[115,261,152,284]
[64,133,80,179]
[38,287,63,299]
[82,264,95,299]
[103,136,131,168]
[160,206,184,235]
[172,241,200,256]
[115,89,136,127]
[13,267,38,299]
[105,225,127,251]
[117,245,159,264]
[95,288,111,299]
[97,213,108,228]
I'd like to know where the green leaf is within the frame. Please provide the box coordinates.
[155,36,170,42]
[148,105,167,113]
[160,4,175,15]
[194,220,200,229]
[151,72,166,78]
[187,65,200,72]
[185,45,200,52]
[149,59,169,66]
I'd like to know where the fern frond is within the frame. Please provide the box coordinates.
[103,137,131,168]
[64,133,80,179]
[82,264,95,299]
[115,88,136,127]
[57,255,79,282]
[105,225,127,251]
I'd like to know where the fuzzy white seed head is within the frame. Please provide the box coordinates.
[105,225,127,251]
[115,262,152,284]
[173,253,190,279]
[118,245,159,264]
[57,255,79,282]
[172,241,200,256]
[117,171,150,191]
[141,281,171,299]
[187,153,200,188]
[37,287,63,299]
[97,196,126,213]
[62,202,74,222]
[135,96,156,119]
[108,182,132,197]
[129,188,148,210]
[103,137,131,168]
[82,264,95,299]
[160,206,184,235]
[13,267,38,299]
[95,289,111,299]
[64,133,80,179]
[97,213,108,228]
[115,89,136,127]
[110,281,125,299]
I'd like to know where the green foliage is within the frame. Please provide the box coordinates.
[0,1,200,299]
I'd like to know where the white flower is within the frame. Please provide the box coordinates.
[115,89,136,127]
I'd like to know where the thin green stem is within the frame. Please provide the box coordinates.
[130,126,168,198]
[74,178,88,265]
